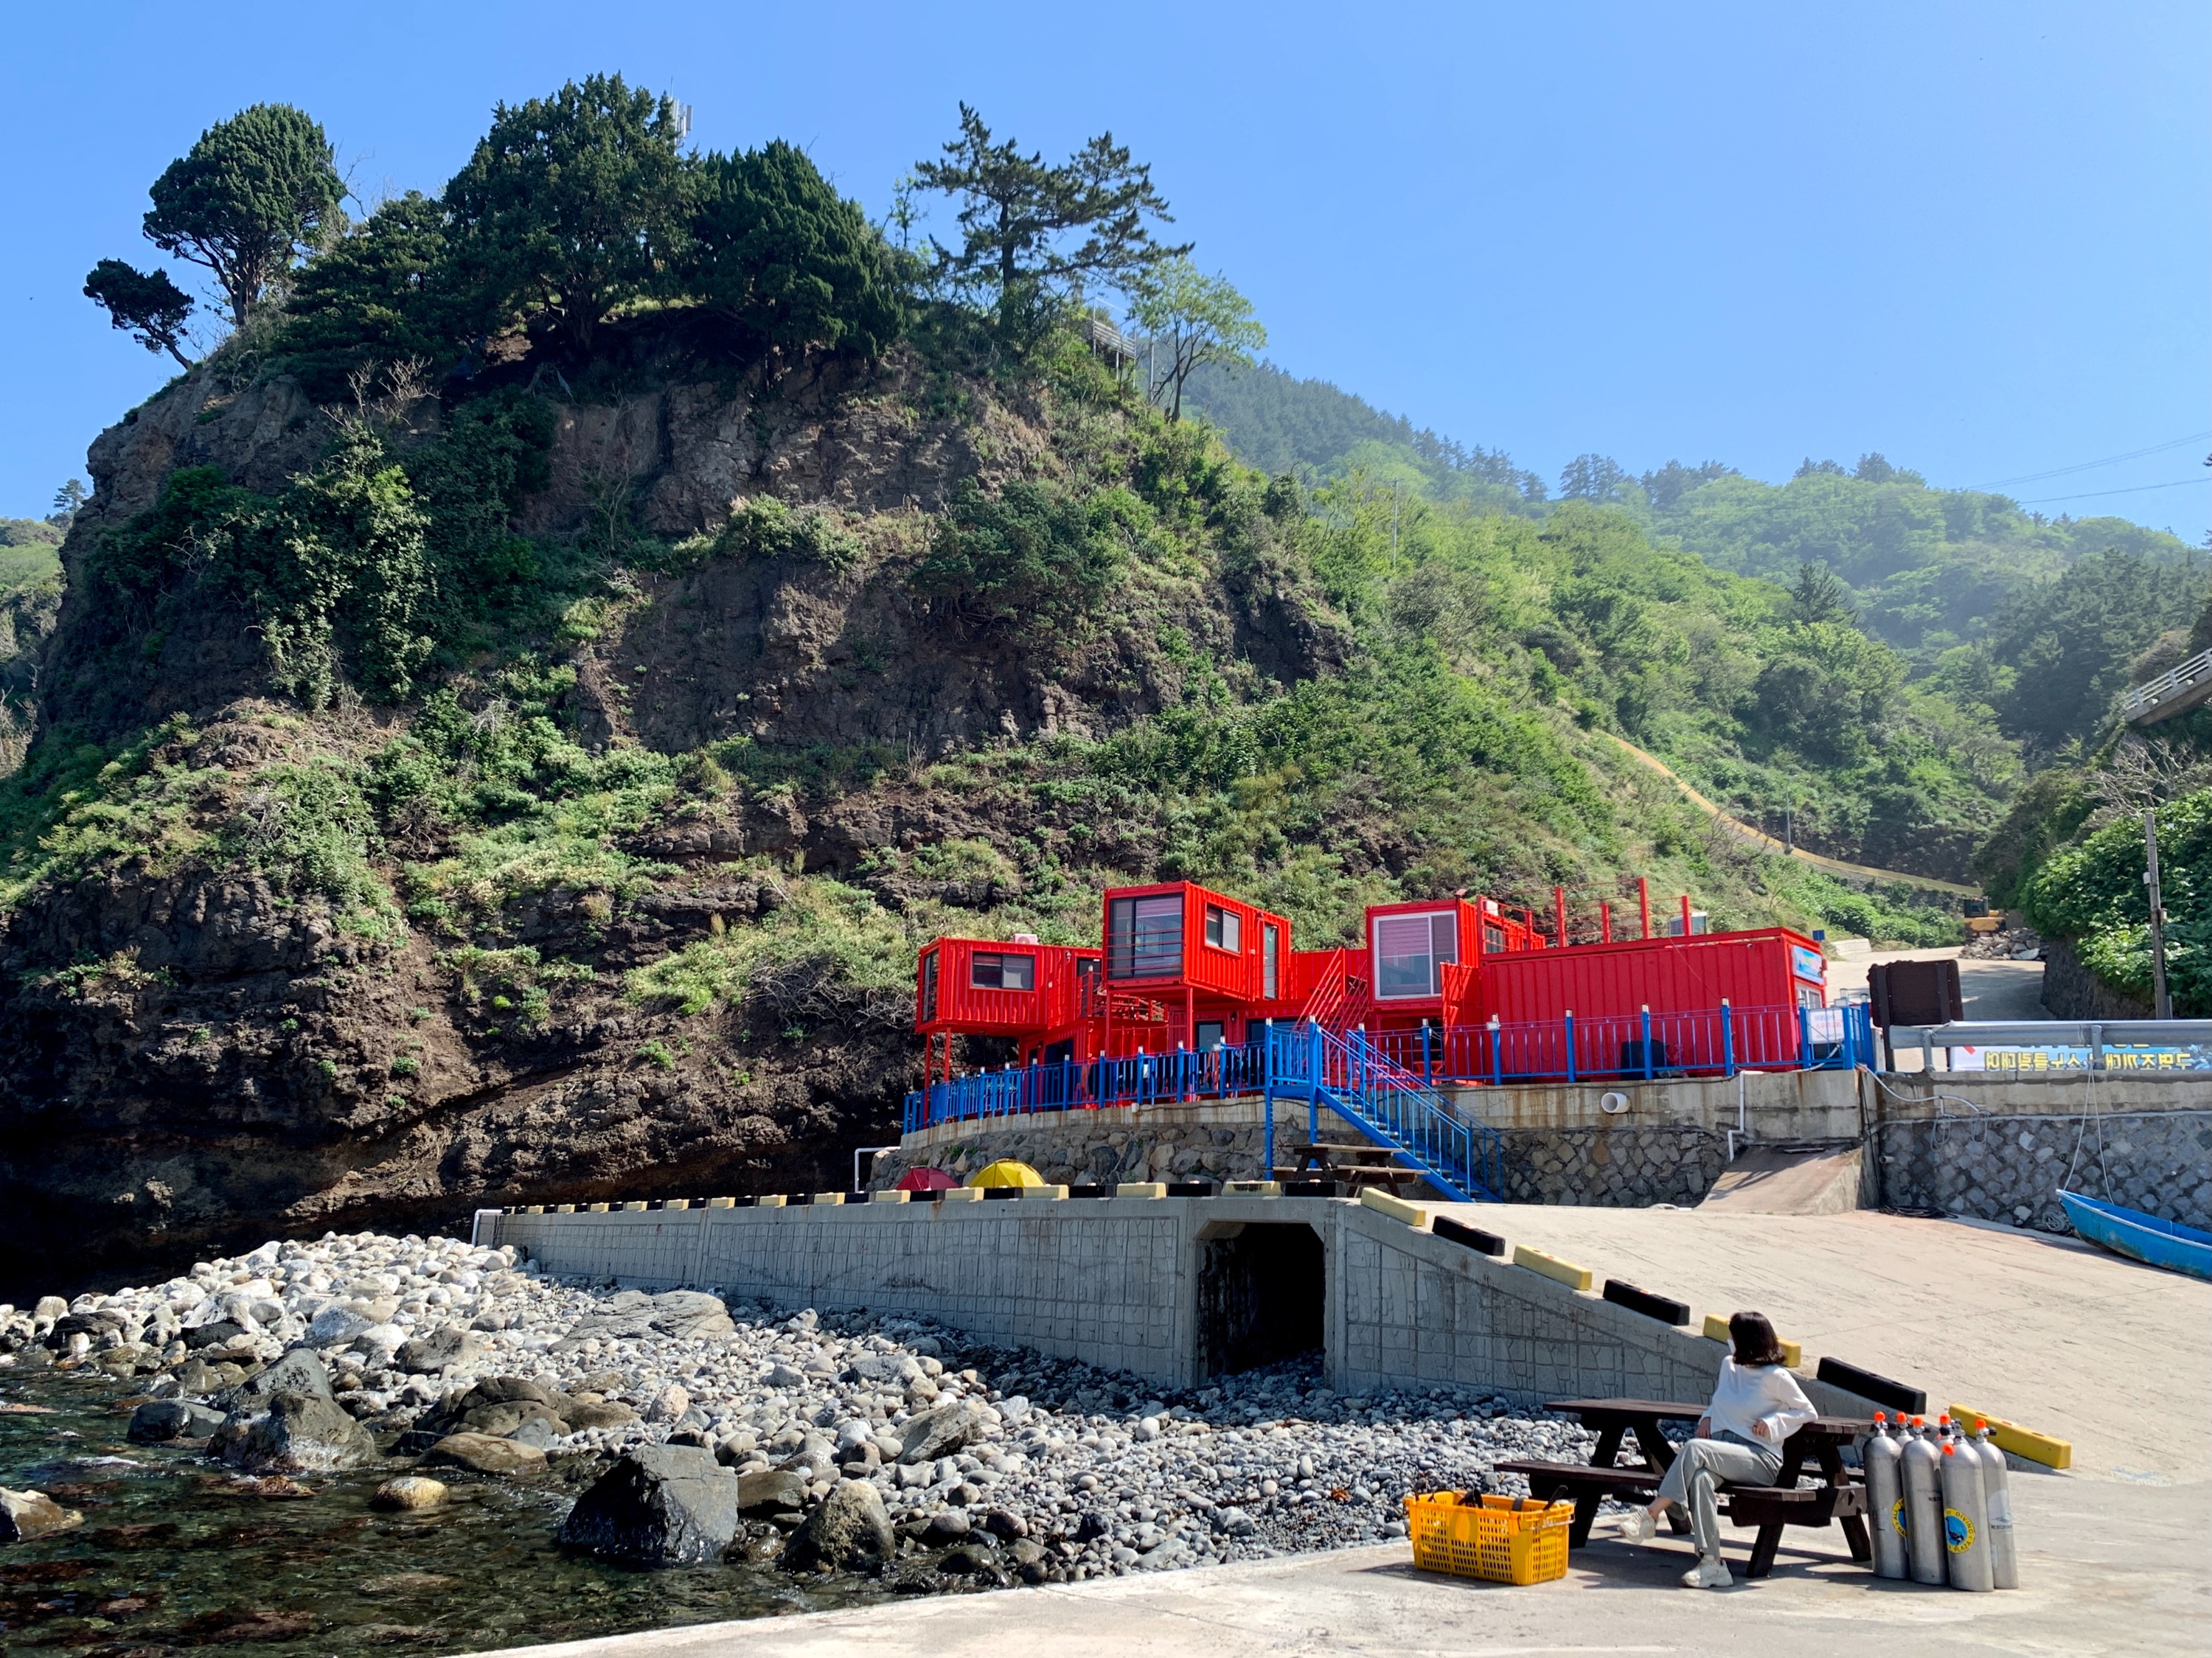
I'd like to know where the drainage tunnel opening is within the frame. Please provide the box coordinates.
[1196,1223,1324,1378]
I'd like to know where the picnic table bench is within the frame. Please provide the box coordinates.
[1274,1143,1425,1193]
[1495,1398,1874,1575]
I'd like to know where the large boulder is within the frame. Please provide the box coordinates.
[783,1480,894,1572]
[394,1326,485,1374]
[554,1290,735,1351]
[0,1488,83,1542]
[558,1444,743,1564]
[422,1433,548,1477]
[898,1401,983,1465]
[128,1399,228,1443]
[735,1469,807,1514]
[563,1398,639,1430]
[212,1347,331,1413]
[222,1392,378,1474]
[644,1291,736,1340]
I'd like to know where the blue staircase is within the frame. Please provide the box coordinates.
[1264,1020,1504,1202]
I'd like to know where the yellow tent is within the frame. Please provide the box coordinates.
[968,1159,1043,1188]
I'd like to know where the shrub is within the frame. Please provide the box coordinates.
[909,477,1133,626]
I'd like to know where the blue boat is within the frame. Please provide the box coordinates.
[2058,1191,2212,1282]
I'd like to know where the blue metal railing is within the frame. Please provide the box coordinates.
[1361,1003,1875,1085]
[1264,1021,1504,1203]
[902,1041,1268,1134]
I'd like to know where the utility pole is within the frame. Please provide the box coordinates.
[2146,809,2171,1019]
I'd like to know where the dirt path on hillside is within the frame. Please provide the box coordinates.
[1593,728,1983,897]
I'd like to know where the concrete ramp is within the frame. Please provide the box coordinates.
[1698,1144,1863,1213]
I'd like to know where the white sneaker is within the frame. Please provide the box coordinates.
[1681,1558,1733,1589]
[1618,1508,1656,1544]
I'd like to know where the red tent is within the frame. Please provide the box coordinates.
[894,1166,959,1192]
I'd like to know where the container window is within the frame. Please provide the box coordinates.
[1262,923,1280,999]
[970,951,1035,992]
[921,950,939,1020]
[1108,894,1185,979]
[1374,911,1457,999]
[1195,1020,1225,1051]
[1203,904,1242,953]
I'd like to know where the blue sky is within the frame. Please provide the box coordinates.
[2,1,2205,535]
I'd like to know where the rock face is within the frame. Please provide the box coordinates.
[0,1488,84,1543]
[223,1392,379,1473]
[0,340,1340,1304]
[783,1479,894,1572]
[557,1444,743,1564]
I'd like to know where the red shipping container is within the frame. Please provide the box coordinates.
[915,938,1099,1037]
[1468,926,1829,1074]
[1102,882,1290,1003]
[1364,896,1549,1028]
[1475,927,1826,1021]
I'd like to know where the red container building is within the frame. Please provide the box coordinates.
[914,936,1099,1084]
[1363,896,1551,1029]
[1467,925,1829,1076]
[1098,881,1293,1054]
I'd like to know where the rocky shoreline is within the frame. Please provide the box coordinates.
[1,1230,1596,1595]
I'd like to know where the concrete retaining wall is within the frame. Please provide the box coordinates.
[481,1196,1868,1417]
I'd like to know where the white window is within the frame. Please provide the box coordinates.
[1203,904,1241,953]
[1374,911,1458,999]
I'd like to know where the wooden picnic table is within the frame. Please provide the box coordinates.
[1276,1141,1425,1194]
[1495,1398,1874,1575]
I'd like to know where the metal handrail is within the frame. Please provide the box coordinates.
[1265,1020,1504,1202]
[2121,647,2212,720]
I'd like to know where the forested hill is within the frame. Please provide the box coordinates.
[1182,360,2201,661]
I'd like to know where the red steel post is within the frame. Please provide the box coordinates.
[1638,877,1651,939]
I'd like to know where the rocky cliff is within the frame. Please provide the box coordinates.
[0,344,1340,1301]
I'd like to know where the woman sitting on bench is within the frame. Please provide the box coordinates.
[1618,1311,1815,1588]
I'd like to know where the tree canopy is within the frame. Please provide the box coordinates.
[142,104,344,324]
[1124,257,1265,421]
[913,105,1186,327]
[687,141,908,361]
[443,74,692,356]
[83,260,197,368]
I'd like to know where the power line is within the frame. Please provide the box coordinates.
[1968,431,2211,490]
[2011,475,2210,506]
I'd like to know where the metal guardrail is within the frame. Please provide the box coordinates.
[2121,648,2212,722]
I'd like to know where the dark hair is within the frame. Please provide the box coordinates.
[1729,1311,1787,1368]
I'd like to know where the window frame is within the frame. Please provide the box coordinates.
[1107,894,1186,980]
[1372,909,1459,1000]
[969,950,1036,992]
[1203,902,1242,955]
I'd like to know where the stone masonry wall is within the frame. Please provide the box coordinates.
[1876,1108,2212,1234]
[1498,1126,1729,1207]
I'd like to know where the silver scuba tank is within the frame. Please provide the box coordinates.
[1901,1416,1946,1585]
[1939,1441,1994,1591]
[1972,1421,2019,1589]
[1864,1413,1907,1579]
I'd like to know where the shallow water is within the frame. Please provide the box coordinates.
[0,1365,892,1657]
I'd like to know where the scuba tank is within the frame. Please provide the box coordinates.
[1901,1417,1946,1585]
[1972,1421,2019,1589]
[1864,1414,1907,1579]
[1939,1442,1994,1591]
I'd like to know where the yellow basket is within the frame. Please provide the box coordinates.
[1403,1491,1574,1585]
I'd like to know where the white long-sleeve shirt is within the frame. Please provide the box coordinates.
[1706,1356,1816,1448]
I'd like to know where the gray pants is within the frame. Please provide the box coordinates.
[1656,1432,1781,1561]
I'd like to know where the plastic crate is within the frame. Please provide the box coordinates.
[1403,1491,1574,1585]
